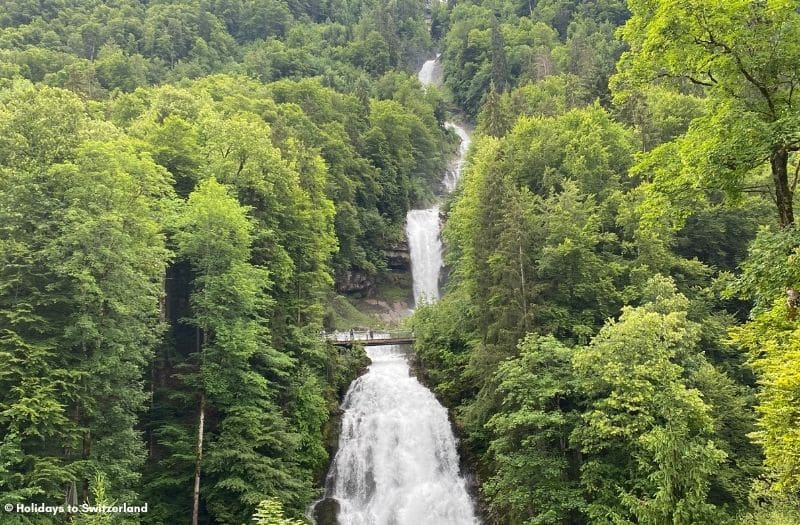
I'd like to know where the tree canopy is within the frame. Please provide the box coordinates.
[2,0,800,523]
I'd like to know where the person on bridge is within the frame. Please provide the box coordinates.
[369,329,373,340]
[349,328,354,341]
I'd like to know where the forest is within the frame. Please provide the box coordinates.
[0,0,799,524]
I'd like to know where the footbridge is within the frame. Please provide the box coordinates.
[324,330,415,348]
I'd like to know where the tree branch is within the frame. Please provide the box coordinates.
[691,12,778,116]
[686,74,715,87]
[741,186,772,193]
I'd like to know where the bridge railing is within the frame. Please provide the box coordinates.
[322,330,414,342]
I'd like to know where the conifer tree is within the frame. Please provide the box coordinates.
[172,178,301,524]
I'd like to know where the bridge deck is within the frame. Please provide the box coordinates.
[330,337,415,347]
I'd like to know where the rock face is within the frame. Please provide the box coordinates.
[386,237,411,271]
[364,297,413,324]
[335,269,373,294]
[335,237,411,293]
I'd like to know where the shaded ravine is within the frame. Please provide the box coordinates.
[312,57,475,525]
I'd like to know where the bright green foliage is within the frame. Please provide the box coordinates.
[416,1,791,524]
[199,108,335,338]
[445,107,632,350]
[97,72,443,520]
[475,74,590,137]
[0,83,173,509]
[72,472,114,525]
[573,277,729,524]
[726,224,800,499]
[174,178,255,275]
[412,287,477,407]
[615,86,705,152]
[0,0,446,280]
[251,498,306,525]
[411,2,783,515]
[417,95,641,522]
[613,0,800,227]
[731,301,800,497]
[498,104,636,198]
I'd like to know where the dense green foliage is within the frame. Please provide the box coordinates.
[2,0,800,523]
[0,0,450,282]
[441,0,627,116]
[413,0,800,523]
[0,1,442,523]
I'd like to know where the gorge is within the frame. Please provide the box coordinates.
[313,57,477,525]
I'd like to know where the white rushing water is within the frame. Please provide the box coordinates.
[407,207,442,305]
[406,57,470,303]
[417,55,442,86]
[327,345,478,525]
[443,123,471,193]
[314,57,476,525]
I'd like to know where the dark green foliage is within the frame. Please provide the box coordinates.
[441,0,627,117]
[484,335,584,524]
[0,0,444,521]
[0,0,433,93]
[263,75,446,278]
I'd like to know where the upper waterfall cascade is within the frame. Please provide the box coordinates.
[407,57,471,305]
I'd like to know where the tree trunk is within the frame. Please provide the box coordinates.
[518,240,529,332]
[771,148,794,228]
[192,394,205,525]
[192,323,209,525]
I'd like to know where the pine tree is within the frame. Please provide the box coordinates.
[170,179,302,524]
[490,16,509,94]
[478,82,510,138]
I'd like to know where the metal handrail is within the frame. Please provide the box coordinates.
[322,330,414,342]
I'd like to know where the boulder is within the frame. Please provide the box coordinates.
[313,498,340,525]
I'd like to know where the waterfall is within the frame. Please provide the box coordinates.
[313,57,476,525]
[324,345,478,525]
[417,55,441,86]
[407,207,442,305]
[443,123,471,193]
[406,56,470,304]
